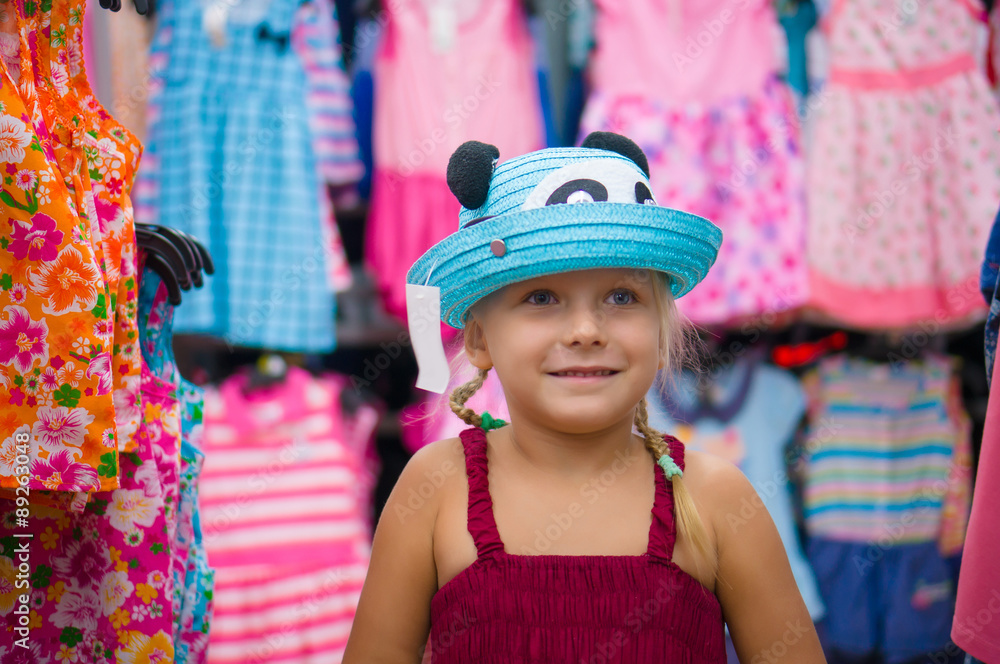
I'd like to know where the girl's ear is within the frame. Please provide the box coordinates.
[464,317,493,371]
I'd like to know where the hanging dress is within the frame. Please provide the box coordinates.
[364,0,544,328]
[148,0,346,352]
[0,261,184,663]
[138,268,216,663]
[198,368,374,663]
[0,0,145,496]
[801,353,972,660]
[579,0,808,326]
[806,0,1000,329]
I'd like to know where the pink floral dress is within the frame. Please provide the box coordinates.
[806,0,1000,329]
[579,0,808,326]
[0,360,179,663]
[138,269,215,663]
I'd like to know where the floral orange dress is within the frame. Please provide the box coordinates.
[0,0,143,498]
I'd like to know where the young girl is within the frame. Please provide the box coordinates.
[343,133,826,663]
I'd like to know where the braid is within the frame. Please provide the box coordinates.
[634,397,717,574]
[449,367,490,427]
[634,397,671,462]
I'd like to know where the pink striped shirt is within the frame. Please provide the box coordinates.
[199,368,376,663]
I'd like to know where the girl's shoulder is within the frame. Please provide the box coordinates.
[408,436,468,475]
[404,437,482,591]
[677,448,759,533]
[345,438,469,660]
[395,436,469,511]
[389,435,477,534]
[681,447,747,489]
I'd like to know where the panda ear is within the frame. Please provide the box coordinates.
[447,141,500,210]
[580,132,650,179]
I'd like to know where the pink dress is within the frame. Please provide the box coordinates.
[0,363,181,662]
[579,0,808,326]
[197,368,377,664]
[364,0,544,326]
[807,0,1000,329]
[953,349,1000,659]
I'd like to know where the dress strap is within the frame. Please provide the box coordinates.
[646,435,686,562]
[459,427,506,559]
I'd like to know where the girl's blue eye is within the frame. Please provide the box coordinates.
[527,291,554,305]
[609,290,636,305]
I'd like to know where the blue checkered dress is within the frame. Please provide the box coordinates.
[147,0,336,352]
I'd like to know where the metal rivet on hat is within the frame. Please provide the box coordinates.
[490,239,506,257]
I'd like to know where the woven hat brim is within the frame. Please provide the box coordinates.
[406,203,722,329]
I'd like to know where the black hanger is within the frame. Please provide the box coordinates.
[135,225,192,290]
[176,229,215,277]
[843,331,946,365]
[839,332,901,364]
[155,225,198,272]
[135,224,214,303]
[143,253,183,305]
[135,223,214,306]
[99,0,150,15]
[339,380,382,418]
[141,224,202,287]
[177,235,204,288]
[698,329,772,375]
[256,24,291,51]
[134,223,216,289]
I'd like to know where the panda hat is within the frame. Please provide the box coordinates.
[406,132,723,330]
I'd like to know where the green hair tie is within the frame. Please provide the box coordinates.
[657,454,683,480]
[479,412,507,431]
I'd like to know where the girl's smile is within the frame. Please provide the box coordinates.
[547,366,620,378]
[546,366,621,387]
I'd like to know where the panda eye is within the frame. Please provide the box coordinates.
[546,179,609,206]
[635,182,655,205]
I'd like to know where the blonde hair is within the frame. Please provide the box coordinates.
[448,271,716,572]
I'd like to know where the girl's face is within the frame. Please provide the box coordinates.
[466,268,665,435]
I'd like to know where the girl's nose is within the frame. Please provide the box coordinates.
[565,305,607,347]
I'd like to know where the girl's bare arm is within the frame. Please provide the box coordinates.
[689,452,827,664]
[343,442,453,664]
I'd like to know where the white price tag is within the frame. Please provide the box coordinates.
[406,284,451,394]
[428,4,457,53]
[202,1,230,48]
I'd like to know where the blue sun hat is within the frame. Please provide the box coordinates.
[404,132,722,392]
[407,132,722,327]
